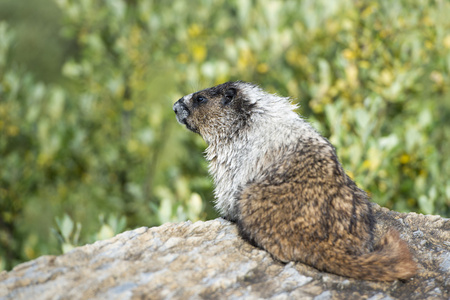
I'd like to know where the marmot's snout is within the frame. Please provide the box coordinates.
[173,98,190,125]
[174,98,198,133]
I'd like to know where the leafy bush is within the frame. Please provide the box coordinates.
[0,0,449,270]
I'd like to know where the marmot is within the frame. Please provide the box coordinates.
[173,81,417,281]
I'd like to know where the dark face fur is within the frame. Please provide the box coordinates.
[173,81,254,142]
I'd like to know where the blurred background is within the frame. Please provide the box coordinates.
[0,0,449,271]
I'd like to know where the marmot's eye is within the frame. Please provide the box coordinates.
[196,96,207,104]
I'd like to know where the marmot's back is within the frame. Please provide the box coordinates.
[236,139,417,281]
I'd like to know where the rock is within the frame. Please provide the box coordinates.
[0,204,449,299]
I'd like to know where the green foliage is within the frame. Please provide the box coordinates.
[0,0,449,271]
[53,214,82,253]
[52,213,125,253]
[0,0,69,83]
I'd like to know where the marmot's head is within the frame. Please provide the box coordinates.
[173,81,258,143]
[174,81,300,145]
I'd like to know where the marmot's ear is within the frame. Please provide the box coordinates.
[222,88,237,105]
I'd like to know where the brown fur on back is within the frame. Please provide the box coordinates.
[237,138,417,281]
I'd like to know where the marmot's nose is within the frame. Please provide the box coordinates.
[173,98,191,123]
[173,98,188,115]
[173,99,182,114]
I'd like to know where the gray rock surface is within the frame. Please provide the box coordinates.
[0,204,449,299]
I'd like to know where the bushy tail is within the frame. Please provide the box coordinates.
[321,229,417,281]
